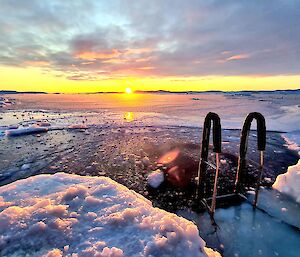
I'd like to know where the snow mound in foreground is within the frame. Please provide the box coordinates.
[0,173,220,257]
[273,160,300,203]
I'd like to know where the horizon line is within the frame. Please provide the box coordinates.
[1,88,300,95]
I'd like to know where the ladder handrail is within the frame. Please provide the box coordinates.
[235,112,266,207]
[239,112,266,159]
[197,112,222,198]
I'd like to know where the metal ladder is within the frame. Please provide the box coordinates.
[197,112,266,218]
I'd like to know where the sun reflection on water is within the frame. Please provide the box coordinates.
[124,112,134,122]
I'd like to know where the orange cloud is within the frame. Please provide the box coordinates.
[125,48,152,55]
[137,66,155,70]
[75,49,121,60]
[226,54,250,61]
[102,58,128,64]
[74,48,153,61]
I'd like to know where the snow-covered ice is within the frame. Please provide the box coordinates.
[0,173,220,257]
[273,131,300,203]
[5,125,48,137]
[2,91,300,132]
[272,160,300,203]
[147,169,165,188]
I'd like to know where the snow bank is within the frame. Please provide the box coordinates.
[5,125,48,136]
[147,169,165,188]
[0,173,220,257]
[273,160,300,203]
[275,131,300,203]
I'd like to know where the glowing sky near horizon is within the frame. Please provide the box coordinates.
[0,0,300,93]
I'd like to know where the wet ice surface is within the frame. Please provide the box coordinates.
[248,188,300,229]
[177,198,300,257]
[0,126,297,195]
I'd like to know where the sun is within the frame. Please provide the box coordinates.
[125,87,133,94]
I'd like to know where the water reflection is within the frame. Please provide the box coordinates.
[124,112,134,122]
[157,149,180,164]
[157,149,198,187]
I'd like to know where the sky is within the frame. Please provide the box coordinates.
[0,0,300,93]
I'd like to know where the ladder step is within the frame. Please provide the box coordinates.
[205,193,246,208]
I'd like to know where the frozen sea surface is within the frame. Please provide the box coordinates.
[1,91,300,132]
[0,92,299,257]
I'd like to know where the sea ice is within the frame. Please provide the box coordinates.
[147,169,165,188]
[273,130,300,206]
[178,202,300,257]
[5,125,48,136]
[68,124,88,129]
[0,173,220,257]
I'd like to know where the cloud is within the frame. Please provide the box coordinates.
[24,61,50,66]
[226,54,250,61]
[75,49,122,60]
[0,0,300,80]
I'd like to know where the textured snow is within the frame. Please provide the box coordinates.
[274,131,300,203]
[147,169,165,188]
[273,160,300,203]
[0,173,220,257]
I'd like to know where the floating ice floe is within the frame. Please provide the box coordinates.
[147,169,165,188]
[0,173,220,257]
[273,160,300,203]
[5,125,48,137]
[68,124,88,129]
[0,97,14,108]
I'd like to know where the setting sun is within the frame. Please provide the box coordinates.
[125,87,133,94]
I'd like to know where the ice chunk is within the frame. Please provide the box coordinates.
[21,163,30,170]
[142,156,150,167]
[273,160,300,203]
[147,169,165,188]
[0,173,220,257]
[5,125,48,136]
